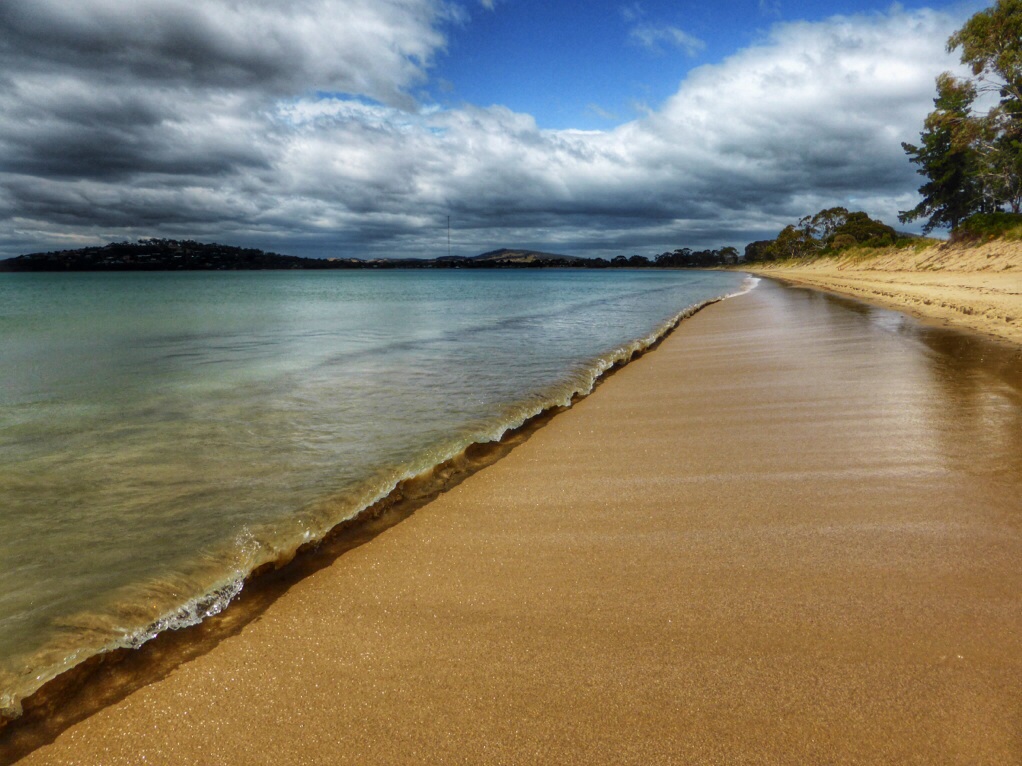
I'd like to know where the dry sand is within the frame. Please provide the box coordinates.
[5,280,1022,765]
[745,240,1022,344]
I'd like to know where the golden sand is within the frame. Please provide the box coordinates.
[6,280,1022,765]
[746,240,1022,344]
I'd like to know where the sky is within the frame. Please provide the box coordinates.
[0,0,987,260]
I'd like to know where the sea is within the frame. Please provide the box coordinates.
[0,267,751,716]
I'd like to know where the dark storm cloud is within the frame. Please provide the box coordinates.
[1,113,270,181]
[0,0,446,97]
[0,2,963,259]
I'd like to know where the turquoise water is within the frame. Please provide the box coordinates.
[0,268,750,715]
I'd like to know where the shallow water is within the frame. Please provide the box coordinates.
[0,268,748,715]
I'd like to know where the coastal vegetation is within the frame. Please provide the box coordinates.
[950,210,1022,241]
[741,208,906,264]
[899,0,1022,231]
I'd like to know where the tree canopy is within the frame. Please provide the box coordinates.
[742,208,896,262]
[900,0,1022,231]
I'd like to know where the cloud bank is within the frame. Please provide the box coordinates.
[0,1,963,258]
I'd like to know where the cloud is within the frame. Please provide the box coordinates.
[620,3,643,23]
[629,23,706,56]
[586,103,619,121]
[0,0,451,106]
[0,5,966,259]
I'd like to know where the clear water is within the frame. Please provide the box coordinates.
[0,268,749,714]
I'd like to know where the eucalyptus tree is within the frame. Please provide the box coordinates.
[900,0,1022,229]
[950,0,1022,212]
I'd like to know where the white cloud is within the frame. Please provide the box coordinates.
[629,23,706,56]
[586,103,619,121]
[620,3,643,23]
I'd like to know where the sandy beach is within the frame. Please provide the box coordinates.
[745,240,1022,344]
[5,279,1022,765]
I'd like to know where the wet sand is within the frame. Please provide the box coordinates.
[745,240,1022,344]
[7,280,1022,764]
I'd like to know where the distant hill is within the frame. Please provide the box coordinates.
[470,248,584,264]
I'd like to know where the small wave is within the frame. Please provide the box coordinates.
[118,578,245,650]
[729,275,761,297]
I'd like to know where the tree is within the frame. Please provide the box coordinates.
[950,0,1022,212]
[899,73,983,231]
[743,240,773,262]
[758,208,896,258]
[901,1,1022,228]
[833,211,896,246]
[948,0,1022,107]
[803,207,850,242]
[765,225,815,260]
[718,246,740,265]
[654,248,690,267]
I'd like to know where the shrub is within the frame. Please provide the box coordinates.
[829,234,858,250]
[951,212,1022,243]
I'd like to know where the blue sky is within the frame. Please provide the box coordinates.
[430,0,976,129]
[0,0,988,259]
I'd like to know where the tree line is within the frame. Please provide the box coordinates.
[742,207,903,263]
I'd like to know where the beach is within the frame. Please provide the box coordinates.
[745,240,1022,344]
[5,278,1022,765]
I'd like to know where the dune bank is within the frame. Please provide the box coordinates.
[745,240,1021,344]
[4,279,1022,765]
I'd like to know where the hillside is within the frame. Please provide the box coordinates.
[470,249,584,264]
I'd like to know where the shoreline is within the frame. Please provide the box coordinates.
[0,288,746,759]
[0,402,568,761]
[6,278,1021,764]
[742,240,1021,345]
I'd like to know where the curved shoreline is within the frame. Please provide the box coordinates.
[742,241,1021,346]
[0,283,753,757]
